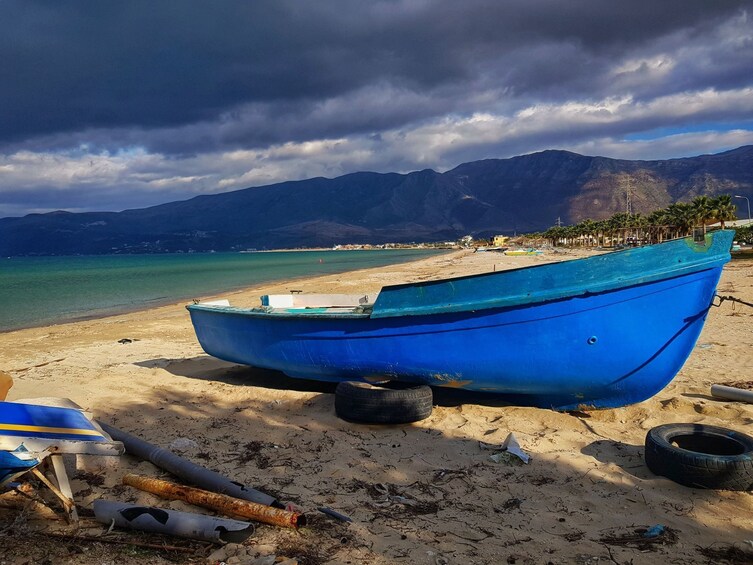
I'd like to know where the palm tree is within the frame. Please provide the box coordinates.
[663,203,693,238]
[647,209,669,243]
[543,226,567,246]
[710,195,737,229]
[690,196,713,234]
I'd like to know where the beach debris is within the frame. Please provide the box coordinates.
[0,445,47,488]
[645,423,753,490]
[484,433,530,464]
[0,371,12,400]
[711,384,753,404]
[371,482,417,507]
[168,437,200,452]
[93,499,255,543]
[502,433,530,463]
[0,483,60,520]
[2,398,124,523]
[12,358,66,373]
[207,544,279,564]
[122,473,305,528]
[98,421,282,508]
[284,501,303,513]
[599,525,678,550]
[643,524,665,538]
[362,482,439,515]
[317,507,352,522]
[697,541,753,563]
[117,338,133,344]
[38,530,200,555]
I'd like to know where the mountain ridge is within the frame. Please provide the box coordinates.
[2,145,752,255]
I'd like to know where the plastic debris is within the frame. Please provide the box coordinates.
[93,500,254,543]
[98,421,281,508]
[318,507,352,522]
[643,524,665,539]
[482,433,530,464]
[501,433,530,464]
[489,451,521,465]
[711,384,753,404]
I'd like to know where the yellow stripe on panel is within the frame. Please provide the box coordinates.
[0,423,103,437]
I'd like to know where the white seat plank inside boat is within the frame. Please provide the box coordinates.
[261,293,377,313]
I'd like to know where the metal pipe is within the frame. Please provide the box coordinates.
[93,500,254,543]
[123,473,305,529]
[97,421,281,508]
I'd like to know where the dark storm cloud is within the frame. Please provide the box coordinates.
[1,0,750,151]
[1,1,752,217]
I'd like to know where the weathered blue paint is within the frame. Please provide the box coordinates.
[0,447,43,487]
[187,230,734,410]
[0,401,109,442]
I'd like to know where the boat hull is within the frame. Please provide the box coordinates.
[188,262,725,410]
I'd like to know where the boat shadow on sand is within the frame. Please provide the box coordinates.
[136,355,524,408]
[580,439,654,481]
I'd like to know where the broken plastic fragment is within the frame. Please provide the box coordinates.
[643,524,665,538]
[93,500,254,543]
[501,433,530,463]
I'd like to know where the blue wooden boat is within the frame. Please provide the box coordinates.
[187,230,734,410]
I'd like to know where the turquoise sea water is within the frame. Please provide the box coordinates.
[0,249,445,332]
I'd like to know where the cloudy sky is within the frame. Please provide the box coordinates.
[1,1,752,217]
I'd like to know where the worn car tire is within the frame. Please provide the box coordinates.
[645,423,753,490]
[334,381,433,424]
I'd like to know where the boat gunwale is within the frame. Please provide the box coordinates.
[187,231,733,320]
[186,262,725,321]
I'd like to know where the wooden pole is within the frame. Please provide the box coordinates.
[122,473,304,529]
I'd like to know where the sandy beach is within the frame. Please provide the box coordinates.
[2,249,753,564]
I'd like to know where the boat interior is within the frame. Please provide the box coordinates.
[199,293,378,315]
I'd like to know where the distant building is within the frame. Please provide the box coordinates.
[708,219,753,228]
[493,235,509,247]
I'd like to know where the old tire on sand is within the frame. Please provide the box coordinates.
[645,423,753,490]
[335,381,433,424]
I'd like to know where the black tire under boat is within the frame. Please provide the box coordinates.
[334,381,433,424]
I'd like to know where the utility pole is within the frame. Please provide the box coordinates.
[625,177,633,216]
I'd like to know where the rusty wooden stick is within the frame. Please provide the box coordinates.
[122,473,304,529]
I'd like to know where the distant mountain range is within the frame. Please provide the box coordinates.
[2,145,752,255]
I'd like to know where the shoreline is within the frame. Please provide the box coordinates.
[1,248,752,563]
[0,248,451,334]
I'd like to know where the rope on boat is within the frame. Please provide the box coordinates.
[713,294,753,309]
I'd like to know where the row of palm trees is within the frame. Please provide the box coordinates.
[537,195,740,247]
